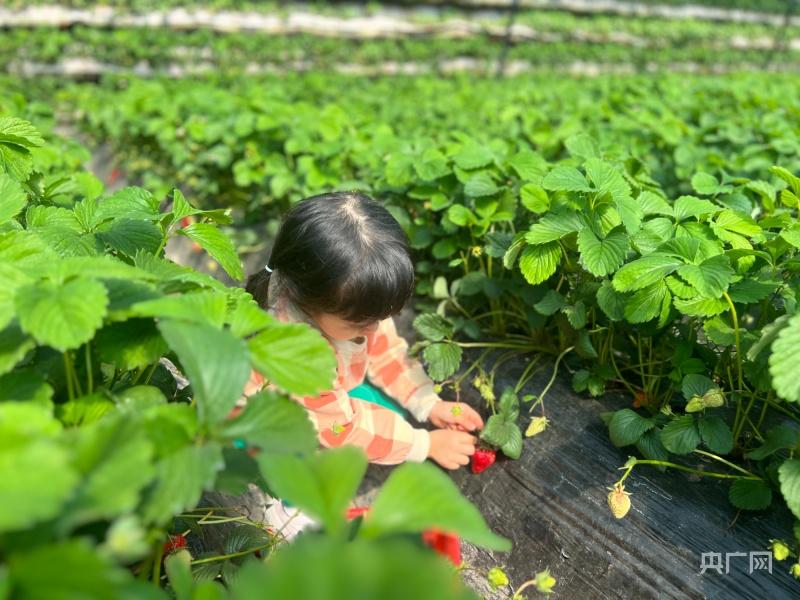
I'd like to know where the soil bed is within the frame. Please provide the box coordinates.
[430,348,799,599]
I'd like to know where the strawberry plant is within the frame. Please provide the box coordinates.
[0,117,509,598]
[393,119,800,545]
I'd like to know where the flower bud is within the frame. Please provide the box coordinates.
[487,567,509,589]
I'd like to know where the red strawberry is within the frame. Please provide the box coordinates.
[471,447,496,474]
[346,506,370,521]
[162,534,187,556]
[180,216,192,229]
[422,528,461,566]
[108,168,122,185]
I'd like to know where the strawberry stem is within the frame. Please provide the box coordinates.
[619,458,761,482]
[190,541,275,566]
[528,346,573,419]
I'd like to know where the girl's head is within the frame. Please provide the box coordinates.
[246,191,415,342]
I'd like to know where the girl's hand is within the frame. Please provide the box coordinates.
[429,401,484,433]
[428,429,477,470]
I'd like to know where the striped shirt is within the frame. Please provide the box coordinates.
[243,273,441,464]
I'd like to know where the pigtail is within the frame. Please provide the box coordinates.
[245,267,272,309]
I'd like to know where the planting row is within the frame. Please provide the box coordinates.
[0,0,791,19]
[2,5,796,42]
[37,72,800,221]
[2,17,798,76]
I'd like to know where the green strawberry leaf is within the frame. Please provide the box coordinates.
[16,277,109,352]
[0,173,27,224]
[454,142,493,170]
[681,374,715,400]
[779,459,800,520]
[360,462,511,551]
[542,166,593,192]
[524,209,582,245]
[745,426,799,460]
[519,242,561,286]
[533,289,565,316]
[95,187,160,223]
[178,222,243,280]
[520,183,549,214]
[729,478,773,511]
[675,255,733,298]
[613,254,681,292]
[97,219,162,258]
[623,281,669,324]
[414,148,450,181]
[660,415,701,455]
[248,320,337,396]
[141,442,224,525]
[413,313,454,342]
[257,446,367,535]
[596,280,626,321]
[158,319,251,427]
[577,225,629,277]
[422,342,462,381]
[216,391,316,455]
[769,312,800,403]
[0,117,43,181]
[673,195,720,221]
[509,149,548,182]
[565,133,600,159]
[608,409,655,447]
[7,539,131,599]
[691,172,732,196]
[95,318,168,371]
[464,173,498,198]
[698,416,733,454]
[0,443,74,530]
[130,291,227,329]
[481,416,523,459]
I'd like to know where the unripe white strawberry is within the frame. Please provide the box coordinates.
[525,416,548,437]
[702,388,725,408]
[607,483,632,519]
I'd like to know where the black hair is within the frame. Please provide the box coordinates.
[246,191,415,324]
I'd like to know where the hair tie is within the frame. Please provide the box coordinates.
[264,265,273,274]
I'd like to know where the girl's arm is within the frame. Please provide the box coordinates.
[299,387,430,464]
[366,317,442,422]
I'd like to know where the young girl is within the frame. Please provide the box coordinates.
[244,191,484,472]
